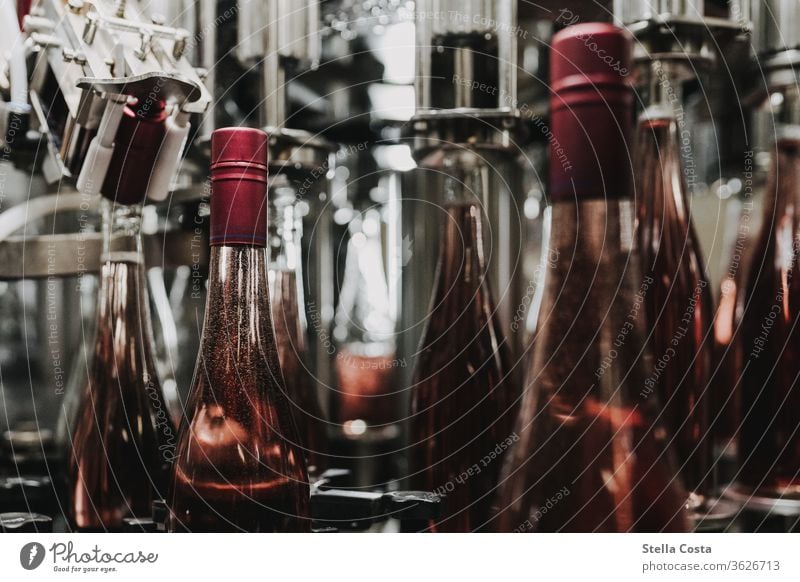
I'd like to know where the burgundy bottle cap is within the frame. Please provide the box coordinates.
[550,23,632,110]
[131,97,166,119]
[100,102,167,205]
[548,23,634,202]
[210,128,269,246]
[211,127,269,171]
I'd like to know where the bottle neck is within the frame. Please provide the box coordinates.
[94,200,155,379]
[441,150,486,206]
[636,62,696,237]
[435,149,489,287]
[540,198,643,404]
[206,243,271,329]
[201,243,282,400]
[635,112,691,230]
[267,186,308,340]
[437,200,488,290]
[101,199,144,265]
[645,60,684,122]
[547,196,637,256]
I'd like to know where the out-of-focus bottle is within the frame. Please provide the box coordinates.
[494,24,690,533]
[68,100,176,531]
[332,209,402,485]
[713,150,763,487]
[167,199,210,418]
[731,99,800,504]
[142,204,183,424]
[409,147,518,532]
[634,61,716,523]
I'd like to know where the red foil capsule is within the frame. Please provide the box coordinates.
[549,23,634,202]
[101,99,167,206]
[210,127,269,247]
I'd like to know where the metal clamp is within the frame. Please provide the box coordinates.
[23,0,211,184]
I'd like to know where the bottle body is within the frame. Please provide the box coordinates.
[736,138,800,497]
[168,245,310,532]
[69,202,176,531]
[635,114,714,502]
[410,200,517,532]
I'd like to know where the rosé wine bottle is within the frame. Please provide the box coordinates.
[634,63,715,515]
[494,24,689,533]
[68,99,176,531]
[167,128,310,532]
[409,147,518,532]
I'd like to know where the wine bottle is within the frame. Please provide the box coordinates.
[167,127,310,532]
[634,61,715,513]
[494,23,690,533]
[409,148,518,532]
[268,175,328,479]
[733,121,800,500]
[68,99,176,531]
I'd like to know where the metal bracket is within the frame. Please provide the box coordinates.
[0,192,208,279]
[76,71,201,105]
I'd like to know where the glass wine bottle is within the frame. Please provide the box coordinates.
[732,97,800,502]
[494,24,690,533]
[634,61,715,518]
[409,147,518,532]
[167,127,310,532]
[268,175,328,479]
[68,99,177,532]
